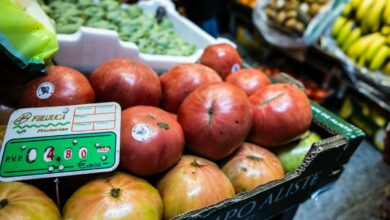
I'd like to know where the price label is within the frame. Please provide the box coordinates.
[0,103,121,182]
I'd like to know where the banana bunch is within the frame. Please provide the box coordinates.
[331,0,390,74]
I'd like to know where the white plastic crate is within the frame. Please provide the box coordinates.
[53,0,229,73]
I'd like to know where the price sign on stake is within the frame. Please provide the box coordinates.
[0,102,121,182]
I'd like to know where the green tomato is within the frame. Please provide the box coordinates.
[274,131,322,173]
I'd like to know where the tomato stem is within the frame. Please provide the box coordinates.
[0,199,8,209]
[207,106,215,127]
[258,92,285,108]
[191,160,203,167]
[110,188,121,199]
[247,155,263,161]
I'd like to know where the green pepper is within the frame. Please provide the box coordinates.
[125,5,142,18]
[44,0,197,56]
[87,20,118,31]
[77,0,93,9]
[100,0,120,12]
[84,6,105,19]
[106,10,128,25]
[120,24,138,36]
[56,23,81,34]
[41,5,53,16]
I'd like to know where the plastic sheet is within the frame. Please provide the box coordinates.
[253,0,343,49]
[0,0,58,75]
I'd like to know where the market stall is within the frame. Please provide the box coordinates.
[0,0,378,219]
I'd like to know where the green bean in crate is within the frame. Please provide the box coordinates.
[42,0,197,56]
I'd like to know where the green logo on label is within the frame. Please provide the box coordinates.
[14,112,32,125]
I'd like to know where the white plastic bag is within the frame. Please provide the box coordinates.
[253,0,342,49]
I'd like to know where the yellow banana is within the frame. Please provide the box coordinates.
[356,0,374,22]
[342,3,353,17]
[341,27,361,51]
[347,33,381,61]
[332,16,347,37]
[357,35,385,68]
[365,0,386,33]
[369,46,389,70]
[336,20,355,46]
[381,26,390,35]
[357,53,367,67]
[351,0,363,11]
[364,35,386,63]
[382,62,390,74]
[383,0,390,25]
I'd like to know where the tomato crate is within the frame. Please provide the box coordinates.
[171,102,364,219]
[12,101,362,219]
[0,69,364,219]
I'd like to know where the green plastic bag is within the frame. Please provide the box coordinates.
[0,0,58,75]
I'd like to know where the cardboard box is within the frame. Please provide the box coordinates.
[2,102,362,219]
[174,102,364,219]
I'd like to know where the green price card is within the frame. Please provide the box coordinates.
[0,103,121,182]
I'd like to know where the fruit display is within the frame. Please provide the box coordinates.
[160,64,222,113]
[273,131,322,173]
[63,172,163,220]
[248,83,312,147]
[177,82,253,160]
[331,0,390,74]
[120,106,184,176]
[295,76,329,103]
[3,44,321,218]
[238,0,257,8]
[339,94,389,151]
[222,143,285,194]
[90,58,162,109]
[225,68,271,96]
[263,0,330,36]
[0,182,60,220]
[260,66,330,103]
[41,0,197,56]
[156,155,235,220]
[200,43,243,79]
[21,66,95,107]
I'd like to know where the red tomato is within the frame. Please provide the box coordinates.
[160,63,222,113]
[157,155,235,220]
[21,66,95,107]
[167,112,177,120]
[225,68,271,96]
[177,82,252,160]
[248,84,312,147]
[63,172,163,220]
[121,106,184,176]
[90,58,161,108]
[200,43,243,79]
[222,142,284,194]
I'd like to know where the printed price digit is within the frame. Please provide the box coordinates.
[44,147,55,162]
[64,148,72,160]
[79,147,87,159]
